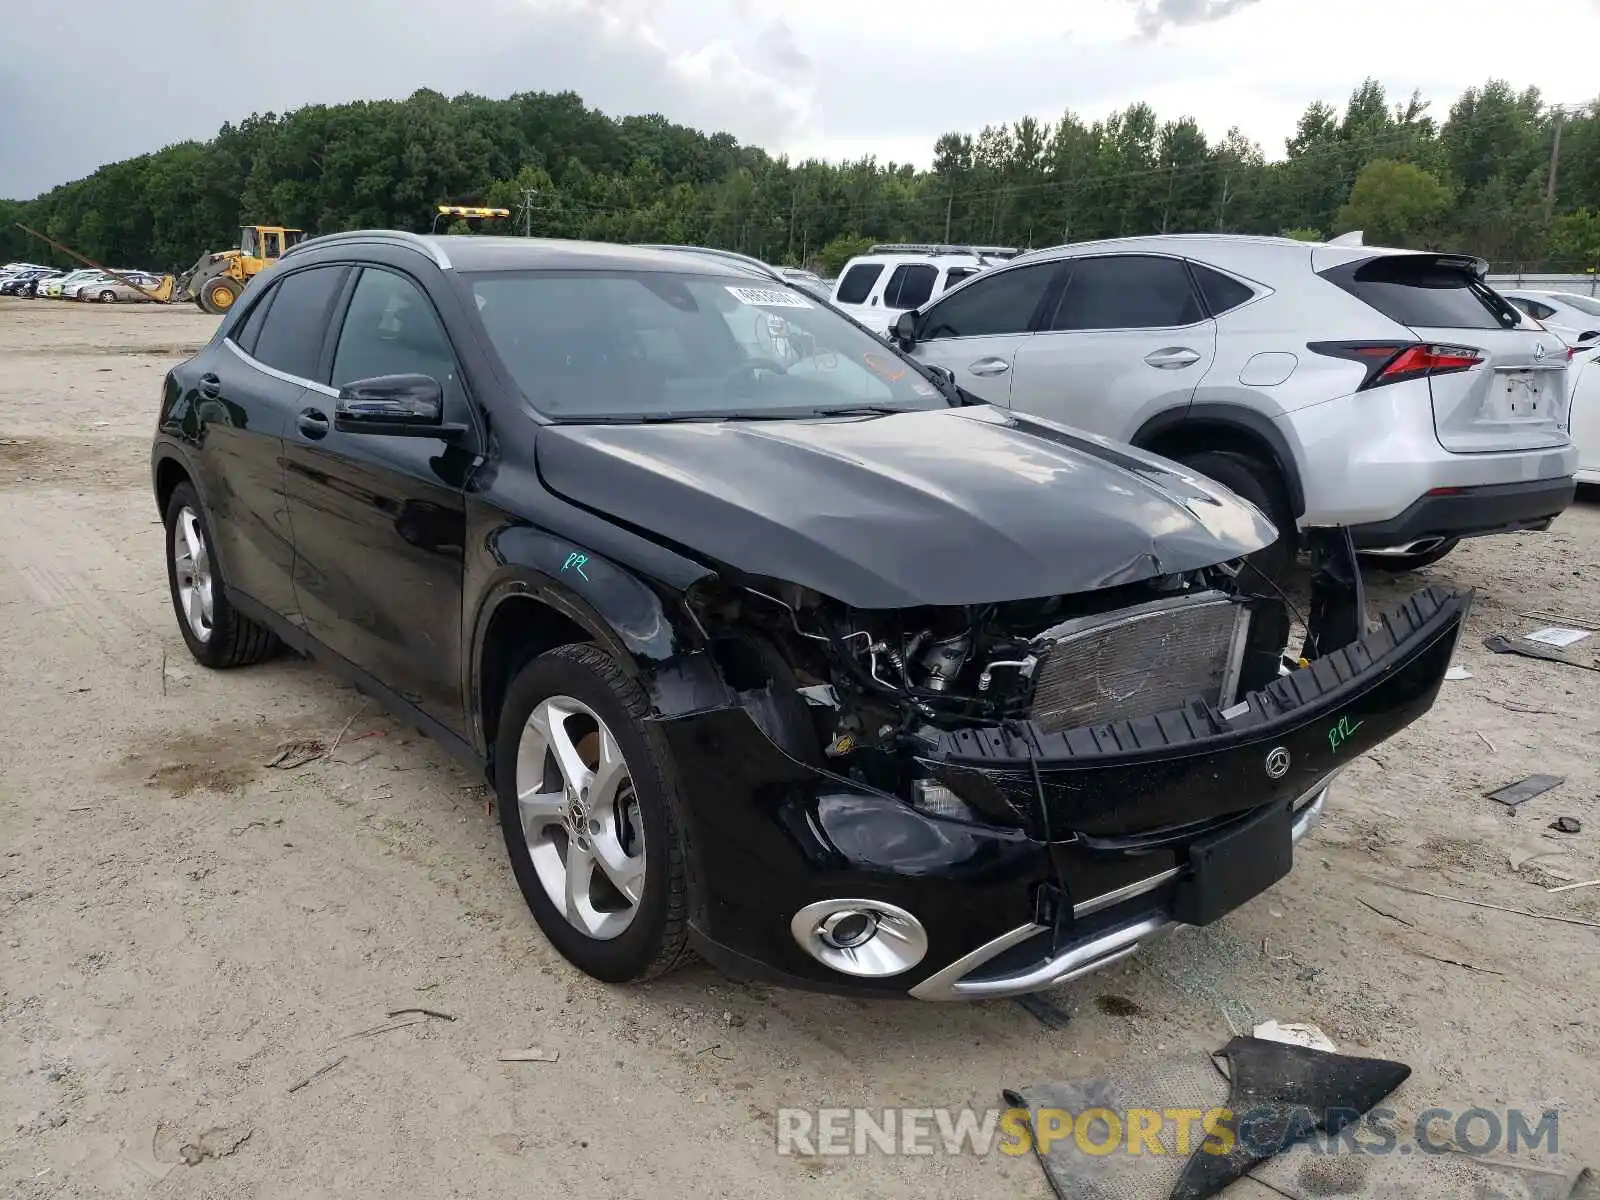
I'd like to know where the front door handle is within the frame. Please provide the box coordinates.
[1144,347,1202,369]
[198,373,222,398]
[968,357,1012,377]
[297,408,330,439]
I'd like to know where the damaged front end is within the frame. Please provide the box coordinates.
[653,536,1469,999]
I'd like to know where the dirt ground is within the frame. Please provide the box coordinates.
[2,296,1598,1199]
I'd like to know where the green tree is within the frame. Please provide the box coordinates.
[1335,159,1453,247]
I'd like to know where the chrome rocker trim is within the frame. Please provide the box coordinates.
[910,783,1329,1001]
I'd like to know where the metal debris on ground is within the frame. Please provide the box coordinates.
[1524,626,1594,648]
[287,1055,347,1094]
[497,1047,559,1062]
[1484,633,1600,672]
[1444,664,1472,680]
[1550,816,1583,834]
[386,1007,456,1022]
[1487,774,1564,808]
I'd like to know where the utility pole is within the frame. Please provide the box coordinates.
[1216,171,1233,232]
[519,188,538,237]
[1544,107,1565,221]
[787,185,798,261]
[944,188,953,242]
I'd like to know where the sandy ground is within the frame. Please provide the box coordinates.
[2,296,1598,1199]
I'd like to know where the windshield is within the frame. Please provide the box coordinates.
[467,269,950,421]
[1553,293,1600,317]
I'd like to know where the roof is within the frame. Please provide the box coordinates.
[288,230,771,277]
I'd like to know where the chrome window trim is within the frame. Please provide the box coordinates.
[223,337,338,397]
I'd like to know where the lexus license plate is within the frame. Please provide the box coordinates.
[1499,372,1546,419]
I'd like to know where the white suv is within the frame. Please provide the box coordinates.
[896,234,1578,575]
[831,244,1016,335]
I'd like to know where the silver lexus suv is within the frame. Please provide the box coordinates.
[896,234,1578,574]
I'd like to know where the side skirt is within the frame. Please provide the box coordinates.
[229,589,488,781]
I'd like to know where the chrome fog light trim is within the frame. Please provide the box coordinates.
[790,899,928,978]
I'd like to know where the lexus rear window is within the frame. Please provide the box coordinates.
[1325,256,1522,331]
[835,263,884,305]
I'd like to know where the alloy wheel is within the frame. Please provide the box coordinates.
[515,695,646,941]
[171,506,214,643]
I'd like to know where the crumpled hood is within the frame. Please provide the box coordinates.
[535,405,1276,609]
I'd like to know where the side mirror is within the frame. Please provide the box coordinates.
[892,309,918,351]
[334,374,454,437]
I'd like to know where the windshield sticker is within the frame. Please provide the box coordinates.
[862,350,907,383]
[725,285,812,309]
[911,377,938,397]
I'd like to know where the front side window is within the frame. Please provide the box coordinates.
[469,270,949,421]
[332,269,461,403]
[918,263,1058,340]
[834,263,884,305]
[1050,256,1204,331]
[248,265,345,380]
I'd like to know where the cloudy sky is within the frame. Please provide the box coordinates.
[5,0,1600,199]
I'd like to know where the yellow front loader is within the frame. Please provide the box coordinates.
[181,226,308,313]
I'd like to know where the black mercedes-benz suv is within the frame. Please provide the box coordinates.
[151,232,1468,998]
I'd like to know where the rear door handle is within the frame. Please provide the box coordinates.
[968,357,1011,377]
[1144,347,1202,369]
[297,408,330,439]
[198,373,221,398]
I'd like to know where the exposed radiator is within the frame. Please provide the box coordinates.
[1029,591,1250,734]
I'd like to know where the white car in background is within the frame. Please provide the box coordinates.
[40,269,105,299]
[831,244,1016,335]
[1571,345,1600,484]
[1500,289,1600,349]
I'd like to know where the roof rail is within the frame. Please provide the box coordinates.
[284,229,453,270]
[635,243,783,282]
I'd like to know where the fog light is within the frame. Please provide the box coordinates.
[791,899,928,978]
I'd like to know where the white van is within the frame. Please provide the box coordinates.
[830,244,1016,335]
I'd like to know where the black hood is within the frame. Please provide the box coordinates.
[535,405,1275,609]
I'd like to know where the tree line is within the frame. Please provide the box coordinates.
[3,78,1598,279]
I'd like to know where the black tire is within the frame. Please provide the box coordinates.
[196,275,240,316]
[495,642,691,983]
[163,482,280,668]
[1358,539,1460,572]
[1177,449,1296,582]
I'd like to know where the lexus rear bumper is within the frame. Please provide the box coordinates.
[656,585,1469,998]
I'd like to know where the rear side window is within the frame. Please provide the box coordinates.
[883,263,937,309]
[250,266,346,379]
[1050,256,1204,331]
[1511,297,1555,320]
[943,267,979,291]
[835,263,884,305]
[1191,263,1255,316]
[1324,256,1521,330]
[920,263,1057,339]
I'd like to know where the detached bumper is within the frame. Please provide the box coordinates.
[657,586,1469,998]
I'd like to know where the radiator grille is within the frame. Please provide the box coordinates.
[1029,592,1248,734]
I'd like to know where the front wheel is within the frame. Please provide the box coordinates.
[496,643,691,983]
[97,289,117,303]
[1358,539,1459,572]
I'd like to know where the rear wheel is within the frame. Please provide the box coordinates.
[496,643,691,983]
[97,289,117,303]
[163,482,279,668]
[1358,539,1459,572]
[1177,449,1296,582]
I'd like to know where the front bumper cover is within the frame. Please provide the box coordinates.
[656,585,1469,998]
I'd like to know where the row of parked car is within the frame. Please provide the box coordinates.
[0,262,163,302]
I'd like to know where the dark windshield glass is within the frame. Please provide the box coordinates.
[468,270,949,421]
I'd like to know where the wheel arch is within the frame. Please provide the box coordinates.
[1131,404,1306,519]
[152,449,194,519]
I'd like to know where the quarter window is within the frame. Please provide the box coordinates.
[1190,263,1255,316]
[1049,256,1204,331]
[919,263,1057,340]
[883,264,937,310]
[249,266,345,380]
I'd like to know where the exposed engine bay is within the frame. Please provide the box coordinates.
[686,561,1296,812]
